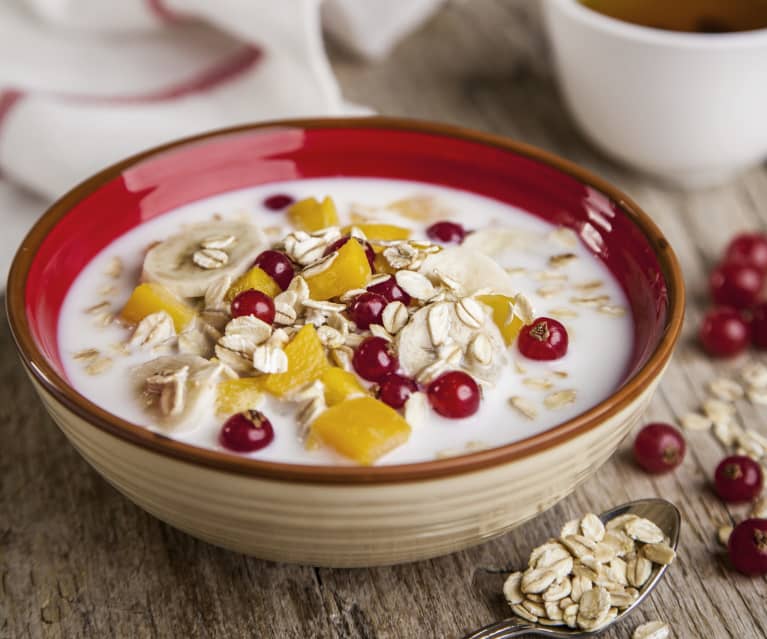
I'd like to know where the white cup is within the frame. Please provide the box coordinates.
[543,0,767,189]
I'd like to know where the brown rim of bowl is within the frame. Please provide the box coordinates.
[6,116,685,485]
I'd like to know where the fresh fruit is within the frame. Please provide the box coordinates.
[728,519,767,575]
[230,289,275,323]
[714,455,763,503]
[263,193,294,211]
[253,250,295,290]
[749,302,767,348]
[724,233,767,272]
[427,370,480,418]
[367,275,411,305]
[699,307,750,357]
[306,236,372,300]
[321,367,367,405]
[378,373,418,409]
[226,265,281,302]
[216,377,265,415]
[349,292,387,329]
[141,221,265,298]
[288,196,339,231]
[263,324,329,397]
[309,396,411,465]
[341,223,411,241]
[477,294,526,345]
[324,236,376,269]
[353,336,399,382]
[710,262,764,309]
[426,220,466,244]
[419,247,516,297]
[121,282,196,332]
[219,410,274,452]
[518,317,569,360]
[633,423,686,474]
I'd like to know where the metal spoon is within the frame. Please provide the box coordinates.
[463,498,681,639]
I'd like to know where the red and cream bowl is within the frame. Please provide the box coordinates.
[6,118,684,567]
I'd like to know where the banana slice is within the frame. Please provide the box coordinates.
[462,227,546,258]
[142,221,266,299]
[418,246,517,297]
[131,354,226,431]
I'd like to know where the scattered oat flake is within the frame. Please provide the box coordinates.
[85,356,112,375]
[717,525,733,546]
[550,227,578,248]
[549,253,577,268]
[680,412,712,432]
[574,279,604,292]
[570,295,610,307]
[509,396,538,420]
[747,386,767,406]
[598,304,626,317]
[742,361,767,388]
[548,307,578,319]
[751,496,767,519]
[534,270,568,282]
[537,284,566,298]
[505,267,527,276]
[523,377,553,391]
[103,256,122,278]
[85,301,111,315]
[702,398,735,422]
[708,377,744,401]
[73,348,100,361]
[632,621,670,639]
[544,389,576,410]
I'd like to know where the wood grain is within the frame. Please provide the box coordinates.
[2,1,766,637]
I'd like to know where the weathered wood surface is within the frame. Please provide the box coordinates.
[2,1,767,637]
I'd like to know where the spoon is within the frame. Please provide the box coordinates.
[463,498,681,639]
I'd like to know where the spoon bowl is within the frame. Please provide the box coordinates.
[464,498,681,639]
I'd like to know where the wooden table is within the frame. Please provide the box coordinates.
[2,2,766,637]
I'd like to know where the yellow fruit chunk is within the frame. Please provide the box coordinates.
[342,223,411,241]
[477,294,526,345]
[216,377,264,415]
[305,238,372,300]
[310,396,411,465]
[120,282,196,332]
[288,196,339,231]
[225,266,280,302]
[263,325,329,397]
[321,367,367,406]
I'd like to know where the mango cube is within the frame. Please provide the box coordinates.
[225,266,280,302]
[321,367,367,405]
[310,396,411,465]
[342,223,411,241]
[263,325,329,397]
[288,196,339,232]
[305,237,372,300]
[120,282,196,332]
[477,294,526,345]
[216,377,265,415]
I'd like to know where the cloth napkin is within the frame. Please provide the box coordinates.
[0,0,444,285]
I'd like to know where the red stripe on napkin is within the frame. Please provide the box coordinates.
[0,90,24,135]
[146,0,179,22]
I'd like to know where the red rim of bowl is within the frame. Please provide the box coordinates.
[6,116,685,484]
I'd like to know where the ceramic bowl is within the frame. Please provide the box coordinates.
[7,118,684,567]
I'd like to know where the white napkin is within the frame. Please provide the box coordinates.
[0,0,444,285]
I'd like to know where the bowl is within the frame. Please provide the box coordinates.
[543,0,767,190]
[7,117,684,567]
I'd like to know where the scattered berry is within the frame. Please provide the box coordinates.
[427,370,480,418]
[749,302,767,349]
[263,193,295,211]
[253,250,295,290]
[378,373,418,409]
[352,336,398,382]
[230,289,275,323]
[367,276,412,305]
[724,233,767,272]
[426,221,467,244]
[324,236,375,269]
[728,519,767,575]
[633,423,686,474]
[710,262,764,309]
[349,292,388,329]
[518,317,569,360]
[699,307,750,357]
[714,455,764,503]
[219,410,274,453]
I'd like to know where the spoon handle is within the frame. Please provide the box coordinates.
[462,618,541,639]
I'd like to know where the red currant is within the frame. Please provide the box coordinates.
[749,302,767,349]
[699,307,750,357]
[324,236,375,269]
[230,289,275,323]
[714,455,763,503]
[426,221,467,244]
[263,193,294,211]
[633,423,686,474]
[518,317,569,360]
[728,519,767,575]
[352,337,398,382]
[253,250,294,290]
[710,262,764,309]
[724,233,767,272]
[219,410,274,452]
[378,373,418,409]
[427,371,480,418]
[367,276,412,305]
[349,292,387,329]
